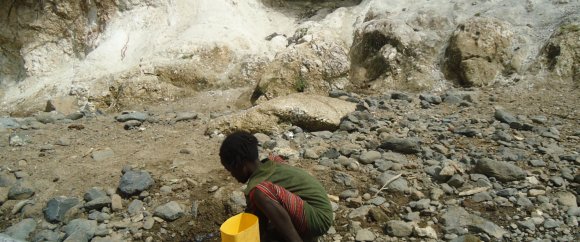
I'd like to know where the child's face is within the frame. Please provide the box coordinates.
[222,162,251,183]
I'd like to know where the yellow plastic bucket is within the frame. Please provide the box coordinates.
[220,213,260,242]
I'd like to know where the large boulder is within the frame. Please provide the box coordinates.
[253,37,350,103]
[445,17,523,87]
[349,10,451,91]
[207,93,357,134]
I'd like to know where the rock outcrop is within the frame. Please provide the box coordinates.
[350,10,451,91]
[444,17,524,87]
[253,37,350,103]
[530,21,580,85]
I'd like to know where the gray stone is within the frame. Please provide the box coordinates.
[321,148,340,159]
[84,187,107,202]
[4,218,36,240]
[91,148,114,161]
[0,118,20,129]
[367,197,386,206]
[35,112,65,124]
[391,92,412,101]
[44,196,79,223]
[374,160,393,172]
[253,133,271,145]
[33,230,61,242]
[494,108,518,124]
[379,136,421,154]
[430,188,445,200]
[66,112,84,120]
[339,189,359,199]
[9,133,27,147]
[228,191,247,213]
[474,158,526,182]
[414,225,438,239]
[118,170,154,196]
[191,200,199,218]
[549,176,565,187]
[369,207,390,225]
[447,174,465,188]
[410,199,431,211]
[355,229,376,241]
[63,219,97,242]
[115,112,148,122]
[516,197,533,208]
[441,183,455,194]
[88,211,110,222]
[340,120,357,132]
[377,172,408,192]
[143,217,155,230]
[174,112,198,122]
[492,130,512,142]
[472,192,492,202]
[348,205,373,219]
[333,171,354,187]
[442,206,507,239]
[56,137,71,146]
[529,159,546,167]
[543,219,562,229]
[0,234,25,242]
[84,197,111,210]
[154,201,184,221]
[496,188,518,197]
[555,192,577,207]
[128,200,144,216]
[382,152,407,163]
[454,128,479,137]
[531,116,547,124]
[311,131,333,139]
[449,234,481,242]
[303,148,319,159]
[8,181,35,200]
[404,212,421,221]
[339,143,361,156]
[358,150,381,165]
[0,172,16,187]
[124,120,142,130]
[160,186,172,195]
[420,94,442,104]
[0,187,8,204]
[517,219,536,231]
[93,224,109,237]
[385,220,413,237]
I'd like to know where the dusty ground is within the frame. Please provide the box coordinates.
[0,81,578,241]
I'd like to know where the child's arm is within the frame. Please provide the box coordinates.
[252,189,303,242]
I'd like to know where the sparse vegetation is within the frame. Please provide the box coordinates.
[294,74,307,92]
[559,24,580,33]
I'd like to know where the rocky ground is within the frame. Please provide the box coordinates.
[0,82,579,242]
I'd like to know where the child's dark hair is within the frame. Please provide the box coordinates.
[219,131,259,168]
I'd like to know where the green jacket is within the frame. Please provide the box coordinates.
[244,159,333,236]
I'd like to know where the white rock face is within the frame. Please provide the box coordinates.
[0,0,578,114]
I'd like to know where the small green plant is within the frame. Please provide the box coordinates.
[559,24,580,33]
[294,74,307,92]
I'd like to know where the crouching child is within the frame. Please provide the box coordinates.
[219,131,333,242]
